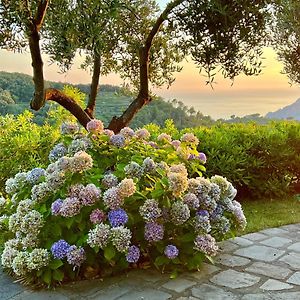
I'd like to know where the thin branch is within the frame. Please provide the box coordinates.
[34,0,49,31]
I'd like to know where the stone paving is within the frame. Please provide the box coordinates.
[3,223,300,299]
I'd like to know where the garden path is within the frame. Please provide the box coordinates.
[2,223,300,300]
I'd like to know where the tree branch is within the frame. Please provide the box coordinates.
[45,88,92,128]
[85,52,101,118]
[34,0,49,31]
[108,0,184,132]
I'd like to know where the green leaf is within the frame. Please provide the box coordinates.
[104,245,116,261]
[49,259,64,270]
[170,269,178,279]
[42,269,52,285]
[65,218,74,229]
[178,232,195,243]
[154,255,169,266]
[52,269,64,282]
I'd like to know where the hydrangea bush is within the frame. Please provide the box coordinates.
[0,120,246,286]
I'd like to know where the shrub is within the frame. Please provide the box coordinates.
[0,121,245,286]
[0,111,60,194]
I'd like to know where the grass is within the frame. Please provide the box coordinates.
[240,195,300,235]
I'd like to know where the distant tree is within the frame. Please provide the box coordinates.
[0,0,272,132]
[0,88,15,104]
[272,0,300,84]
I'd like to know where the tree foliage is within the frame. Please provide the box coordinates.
[0,0,272,131]
[272,0,300,85]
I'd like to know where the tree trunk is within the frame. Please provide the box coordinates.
[85,52,101,118]
[45,88,91,128]
[108,47,151,133]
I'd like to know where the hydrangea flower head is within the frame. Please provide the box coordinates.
[70,151,93,172]
[66,245,86,268]
[87,223,111,248]
[126,245,140,263]
[171,140,181,149]
[102,173,119,188]
[118,178,136,198]
[111,226,132,252]
[26,168,45,185]
[108,208,128,227]
[157,133,172,143]
[135,128,150,140]
[144,222,164,242]
[181,133,199,146]
[103,187,123,209]
[183,193,199,209]
[87,119,104,134]
[27,249,49,270]
[124,162,144,178]
[49,143,67,162]
[164,245,179,259]
[198,152,207,163]
[120,127,135,139]
[79,183,101,206]
[103,129,114,137]
[110,134,125,147]
[90,209,106,224]
[139,199,162,221]
[142,157,156,173]
[51,240,70,259]
[170,201,190,225]
[59,197,81,217]
[51,199,63,216]
[194,234,218,256]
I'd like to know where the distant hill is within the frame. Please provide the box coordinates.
[266,98,300,120]
[0,71,215,128]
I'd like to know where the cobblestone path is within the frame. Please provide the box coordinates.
[2,223,300,299]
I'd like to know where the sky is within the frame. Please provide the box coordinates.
[0,1,300,119]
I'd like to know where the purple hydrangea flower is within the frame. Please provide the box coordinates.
[90,209,106,224]
[183,193,199,209]
[26,168,45,184]
[126,245,140,263]
[194,234,218,256]
[60,122,79,135]
[164,245,179,259]
[51,240,70,259]
[108,208,128,227]
[144,222,164,242]
[198,152,207,163]
[66,245,86,268]
[51,199,63,216]
[196,210,209,217]
[79,184,101,206]
[103,187,123,209]
[110,134,125,147]
[102,173,118,188]
[120,127,135,138]
[87,119,104,133]
[139,199,162,221]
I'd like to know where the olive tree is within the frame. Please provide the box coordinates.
[0,0,271,132]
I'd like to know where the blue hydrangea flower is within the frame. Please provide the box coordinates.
[26,168,45,184]
[164,245,179,259]
[51,240,70,259]
[108,209,128,227]
[126,245,140,263]
[66,245,86,268]
[51,199,63,215]
[110,134,125,147]
[49,143,67,162]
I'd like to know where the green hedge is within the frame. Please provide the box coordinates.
[184,121,300,198]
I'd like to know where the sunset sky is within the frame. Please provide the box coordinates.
[0,0,300,119]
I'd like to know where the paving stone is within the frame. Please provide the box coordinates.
[287,271,300,285]
[280,224,300,232]
[10,291,70,300]
[259,279,293,291]
[279,252,300,269]
[245,261,292,280]
[234,245,285,262]
[216,254,251,267]
[162,278,196,293]
[287,242,300,252]
[118,288,171,300]
[218,240,240,252]
[188,263,221,281]
[229,237,253,247]
[176,297,198,300]
[191,284,239,300]
[87,284,133,300]
[0,270,24,300]
[260,228,289,236]
[243,292,300,300]
[260,237,292,248]
[210,269,260,289]
[242,232,268,241]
